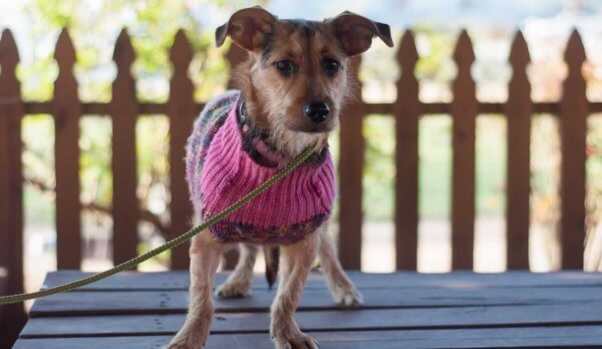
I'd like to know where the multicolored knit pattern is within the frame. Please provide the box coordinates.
[185,90,335,245]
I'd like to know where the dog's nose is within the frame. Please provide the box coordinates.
[303,101,330,124]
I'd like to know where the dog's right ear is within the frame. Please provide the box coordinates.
[215,6,277,51]
[330,11,394,57]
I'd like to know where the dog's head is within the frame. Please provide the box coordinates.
[216,6,393,156]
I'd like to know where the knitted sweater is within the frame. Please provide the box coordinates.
[185,90,335,245]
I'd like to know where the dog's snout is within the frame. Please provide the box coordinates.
[303,101,330,124]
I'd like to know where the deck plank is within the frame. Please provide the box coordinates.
[29,285,602,317]
[13,326,602,349]
[41,270,602,291]
[16,271,602,348]
[21,302,602,338]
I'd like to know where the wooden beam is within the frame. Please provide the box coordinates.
[52,29,82,269]
[559,30,588,270]
[0,28,27,348]
[505,31,532,269]
[394,31,420,270]
[338,57,364,270]
[450,30,477,270]
[166,30,195,270]
[110,29,140,265]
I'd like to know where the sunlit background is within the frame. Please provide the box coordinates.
[1,0,602,300]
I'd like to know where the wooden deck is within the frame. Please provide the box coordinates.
[11,270,602,348]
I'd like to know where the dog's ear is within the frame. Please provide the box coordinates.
[215,6,277,51]
[330,11,393,56]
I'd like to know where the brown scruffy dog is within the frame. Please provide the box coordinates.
[167,6,392,349]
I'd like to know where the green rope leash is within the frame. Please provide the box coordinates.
[0,144,317,305]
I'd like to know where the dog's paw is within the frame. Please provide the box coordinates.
[331,283,363,307]
[273,333,319,349]
[215,280,251,298]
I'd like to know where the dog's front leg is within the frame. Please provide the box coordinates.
[270,232,319,349]
[318,225,363,306]
[167,230,222,349]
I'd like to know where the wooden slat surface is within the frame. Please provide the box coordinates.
[53,29,82,269]
[559,30,588,270]
[505,32,532,269]
[21,302,602,337]
[166,30,195,270]
[41,270,602,290]
[338,57,364,270]
[395,31,420,270]
[110,29,140,264]
[450,30,477,270]
[28,286,602,316]
[14,326,602,349]
[16,271,602,348]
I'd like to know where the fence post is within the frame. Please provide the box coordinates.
[0,28,27,348]
[226,44,246,89]
[506,31,532,269]
[450,30,477,270]
[559,30,588,270]
[167,30,195,270]
[339,56,364,269]
[53,29,82,269]
[221,43,248,269]
[395,31,420,270]
[110,29,140,265]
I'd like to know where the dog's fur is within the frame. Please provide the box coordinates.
[167,7,392,349]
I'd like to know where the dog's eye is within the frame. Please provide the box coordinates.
[275,60,296,76]
[322,59,340,76]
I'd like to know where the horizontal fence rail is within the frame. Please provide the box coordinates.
[0,28,600,313]
[11,101,602,116]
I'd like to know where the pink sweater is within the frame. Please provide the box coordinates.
[186,91,335,245]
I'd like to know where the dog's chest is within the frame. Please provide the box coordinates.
[186,92,335,245]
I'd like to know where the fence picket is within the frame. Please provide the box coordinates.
[53,29,82,269]
[339,57,364,270]
[0,29,27,346]
[226,44,246,89]
[167,30,195,270]
[451,30,477,270]
[560,30,588,270]
[506,31,532,269]
[110,29,140,265]
[220,43,249,269]
[395,31,420,270]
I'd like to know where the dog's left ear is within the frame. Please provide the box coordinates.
[215,6,277,51]
[330,11,393,56]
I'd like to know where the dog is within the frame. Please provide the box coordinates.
[167,6,392,349]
